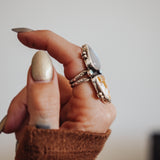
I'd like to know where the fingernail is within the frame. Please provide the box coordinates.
[31,51,53,81]
[11,27,33,33]
[16,141,19,152]
[0,115,7,134]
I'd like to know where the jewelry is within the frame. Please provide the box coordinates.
[70,44,111,103]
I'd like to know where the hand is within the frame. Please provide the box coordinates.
[3,30,116,142]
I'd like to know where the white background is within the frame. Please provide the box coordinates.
[0,0,160,160]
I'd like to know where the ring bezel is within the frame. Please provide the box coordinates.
[82,44,101,71]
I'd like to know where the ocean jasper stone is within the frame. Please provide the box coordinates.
[96,75,111,102]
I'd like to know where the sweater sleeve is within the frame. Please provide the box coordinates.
[15,125,111,160]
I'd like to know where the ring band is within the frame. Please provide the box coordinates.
[70,77,90,87]
[70,70,88,84]
[70,69,93,87]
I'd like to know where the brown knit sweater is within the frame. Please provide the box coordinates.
[15,126,111,160]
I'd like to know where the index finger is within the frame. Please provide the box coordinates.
[17,29,103,101]
[18,30,85,80]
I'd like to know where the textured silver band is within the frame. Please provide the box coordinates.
[70,70,91,87]
[70,70,88,84]
[70,77,90,87]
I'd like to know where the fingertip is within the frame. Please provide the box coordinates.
[27,65,56,86]
[26,59,60,129]
[17,32,30,46]
[27,50,58,87]
[17,30,49,50]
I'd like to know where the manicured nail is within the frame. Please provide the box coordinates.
[31,51,53,81]
[0,115,7,133]
[16,141,19,152]
[11,27,33,33]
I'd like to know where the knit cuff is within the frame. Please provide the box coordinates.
[15,125,111,160]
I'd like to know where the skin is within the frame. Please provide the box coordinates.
[3,30,116,142]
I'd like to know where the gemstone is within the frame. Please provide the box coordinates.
[96,75,111,101]
[88,45,101,70]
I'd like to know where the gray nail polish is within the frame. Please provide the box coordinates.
[11,27,33,33]
[31,51,53,81]
[35,124,51,129]
[16,141,19,152]
[0,115,7,133]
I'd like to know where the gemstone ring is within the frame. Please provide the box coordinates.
[70,44,111,103]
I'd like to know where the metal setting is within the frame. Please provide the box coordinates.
[81,44,101,71]
[91,75,111,102]
[69,44,111,103]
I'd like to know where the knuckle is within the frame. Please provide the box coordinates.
[104,103,117,121]
[105,112,112,120]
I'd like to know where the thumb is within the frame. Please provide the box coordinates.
[27,51,60,129]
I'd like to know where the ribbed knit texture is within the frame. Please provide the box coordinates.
[15,126,111,160]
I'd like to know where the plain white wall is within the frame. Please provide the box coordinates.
[0,0,160,159]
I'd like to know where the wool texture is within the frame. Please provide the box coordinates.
[15,126,111,160]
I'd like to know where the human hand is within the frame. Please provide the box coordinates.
[2,29,116,142]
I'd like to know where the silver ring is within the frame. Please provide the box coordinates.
[69,44,111,103]
[70,69,91,87]
[70,77,90,87]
